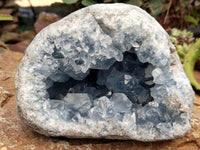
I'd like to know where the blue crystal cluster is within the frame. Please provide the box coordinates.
[47,51,155,120]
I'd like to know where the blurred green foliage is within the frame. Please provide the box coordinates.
[170,28,200,91]
[61,0,165,17]
[181,0,200,27]
[81,0,97,6]
[62,0,200,28]
[170,28,194,63]
[183,39,200,90]
[0,14,13,21]
[61,0,165,16]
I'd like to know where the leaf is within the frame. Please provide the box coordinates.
[177,47,185,58]
[183,39,200,90]
[126,0,142,6]
[184,16,198,26]
[81,0,96,6]
[169,36,177,45]
[182,43,190,53]
[181,29,193,37]
[149,0,164,17]
[63,0,79,4]
[0,14,13,21]
[171,28,181,37]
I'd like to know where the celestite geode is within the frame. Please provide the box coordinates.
[15,4,194,141]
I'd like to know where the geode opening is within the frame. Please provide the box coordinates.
[46,50,156,123]
[47,50,154,107]
[15,3,194,141]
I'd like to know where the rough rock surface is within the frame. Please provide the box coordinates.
[15,4,194,141]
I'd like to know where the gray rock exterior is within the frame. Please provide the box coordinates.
[15,4,194,141]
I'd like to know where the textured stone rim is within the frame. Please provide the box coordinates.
[15,3,194,141]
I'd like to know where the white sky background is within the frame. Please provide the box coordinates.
[15,0,63,7]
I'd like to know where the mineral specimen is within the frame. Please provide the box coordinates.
[15,3,194,141]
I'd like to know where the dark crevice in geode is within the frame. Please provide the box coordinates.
[47,78,110,100]
[46,50,155,107]
[52,47,64,59]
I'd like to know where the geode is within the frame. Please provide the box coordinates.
[15,3,194,141]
